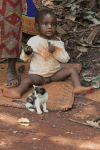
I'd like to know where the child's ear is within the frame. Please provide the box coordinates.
[34,23,39,31]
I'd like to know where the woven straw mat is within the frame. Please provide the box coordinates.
[0,62,82,111]
[85,89,100,103]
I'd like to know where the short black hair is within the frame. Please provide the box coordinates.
[35,8,56,24]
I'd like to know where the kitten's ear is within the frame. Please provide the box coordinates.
[33,85,38,88]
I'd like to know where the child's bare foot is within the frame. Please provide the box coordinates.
[73,86,94,94]
[1,88,21,99]
[4,71,20,88]
[4,58,20,88]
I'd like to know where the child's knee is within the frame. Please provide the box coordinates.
[33,75,45,85]
[21,77,33,86]
[70,67,78,73]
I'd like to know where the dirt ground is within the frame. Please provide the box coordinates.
[1,46,100,150]
[0,96,100,150]
[1,30,100,150]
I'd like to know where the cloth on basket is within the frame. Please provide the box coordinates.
[22,0,42,35]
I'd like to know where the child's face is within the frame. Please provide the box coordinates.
[38,13,57,39]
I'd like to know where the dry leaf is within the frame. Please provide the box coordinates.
[33,138,40,140]
[19,123,30,126]
[77,46,87,52]
[18,118,30,126]
[18,118,30,123]
[44,1,55,9]
[84,26,99,45]
[86,120,100,128]
[65,13,76,21]
[56,25,67,34]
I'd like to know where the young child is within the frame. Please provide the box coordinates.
[1,9,94,98]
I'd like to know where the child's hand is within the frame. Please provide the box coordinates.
[22,44,33,55]
[26,46,33,54]
[48,41,55,53]
[48,45,55,53]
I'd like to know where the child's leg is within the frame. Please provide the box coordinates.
[51,67,94,94]
[1,74,45,98]
[5,58,19,87]
[51,67,81,86]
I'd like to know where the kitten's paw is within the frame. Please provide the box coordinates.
[43,109,49,113]
[37,110,42,114]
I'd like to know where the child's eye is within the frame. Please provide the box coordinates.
[44,23,48,25]
[52,23,56,27]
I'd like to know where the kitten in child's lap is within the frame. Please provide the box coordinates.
[12,85,48,114]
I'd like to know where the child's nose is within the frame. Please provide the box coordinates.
[48,24,52,28]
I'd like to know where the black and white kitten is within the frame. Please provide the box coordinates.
[12,85,48,114]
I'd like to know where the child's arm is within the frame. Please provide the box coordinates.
[20,44,33,62]
[50,41,70,63]
[53,47,70,63]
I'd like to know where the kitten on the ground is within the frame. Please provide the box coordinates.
[12,85,48,114]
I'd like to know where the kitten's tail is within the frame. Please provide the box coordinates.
[12,100,26,106]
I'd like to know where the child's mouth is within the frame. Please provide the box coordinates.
[47,31,52,33]
[46,31,53,35]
